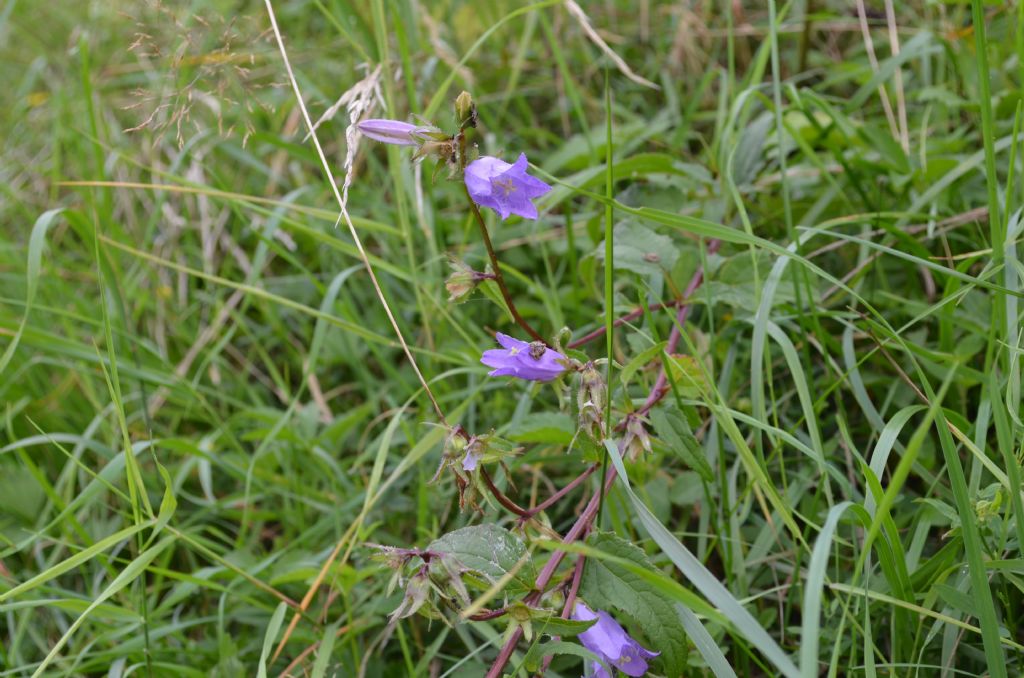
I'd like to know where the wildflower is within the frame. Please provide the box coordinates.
[572,602,659,677]
[357,118,432,146]
[464,153,552,220]
[481,333,568,382]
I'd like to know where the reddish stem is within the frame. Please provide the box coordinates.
[519,463,599,523]
[465,184,547,345]
[469,606,509,621]
[481,467,530,518]
[538,555,588,674]
[567,301,675,349]
[483,240,719,677]
[484,466,618,678]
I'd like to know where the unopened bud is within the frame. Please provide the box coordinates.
[454,91,477,129]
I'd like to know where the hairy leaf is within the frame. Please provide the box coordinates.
[427,524,535,593]
[579,531,689,675]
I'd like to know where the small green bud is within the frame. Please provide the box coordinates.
[455,90,477,129]
[444,257,492,303]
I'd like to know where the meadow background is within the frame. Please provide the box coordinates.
[2,1,1024,676]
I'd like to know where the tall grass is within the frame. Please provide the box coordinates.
[2,1,1024,676]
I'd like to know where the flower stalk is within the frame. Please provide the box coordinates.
[464,185,547,344]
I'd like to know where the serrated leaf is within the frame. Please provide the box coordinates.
[664,353,710,397]
[619,341,667,388]
[578,532,689,676]
[595,223,679,276]
[650,408,714,482]
[427,524,535,593]
[522,639,610,675]
[529,609,598,638]
[510,413,576,445]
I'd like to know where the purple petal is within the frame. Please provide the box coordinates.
[462,450,481,471]
[481,349,516,370]
[509,152,530,174]
[357,119,421,146]
[466,156,510,183]
[495,333,530,351]
[613,640,657,677]
[518,173,553,197]
[506,193,538,220]
[577,607,632,656]
[464,153,550,221]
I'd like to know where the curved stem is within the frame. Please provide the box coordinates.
[485,466,618,678]
[519,463,598,523]
[464,185,547,344]
[481,467,530,518]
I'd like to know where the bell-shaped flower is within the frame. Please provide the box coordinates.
[480,333,567,382]
[464,153,552,220]
[357,119,434,146]
[572,601,659,677]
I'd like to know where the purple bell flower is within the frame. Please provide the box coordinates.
[480,333,568,382]
[572,602,659,677]
[464,153,552,220]
[357,118,432,146]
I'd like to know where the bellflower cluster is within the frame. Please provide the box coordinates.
[481,333,568,382]
[464,153,552,220]
[572,602,659,677]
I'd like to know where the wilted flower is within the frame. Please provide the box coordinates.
[445,258,492,303]
[624,415,653,459]
[357,118,433,146]
[576,362,606,441]
[572,602,659,677]
[464,153,552,220]
[481,333,568,382]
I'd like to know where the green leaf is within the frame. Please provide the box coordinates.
[595,223,679,276]
[257,602,288,678]
[579,531,689,676]
[31,536,176,677]
[528,608,598,638]
[603,440,799,678]
[619,341,667,388]
[650,407,713,482]
[0,208,63,379]
[427,524,535,593]
[509,413,576,445]
[522,639,610,675]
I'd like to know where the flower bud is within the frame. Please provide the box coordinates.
[455,90,477,129]
[444,257,490,303]
[357,118,432,146]
[576,362,606,441]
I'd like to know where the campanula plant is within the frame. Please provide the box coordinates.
[359,91,675,678]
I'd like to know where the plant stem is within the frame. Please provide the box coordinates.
[485,466,618,678]
[480,467,530,518]
[483,239,718,677]
[519,462,598,523]
[464,185,547,344]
